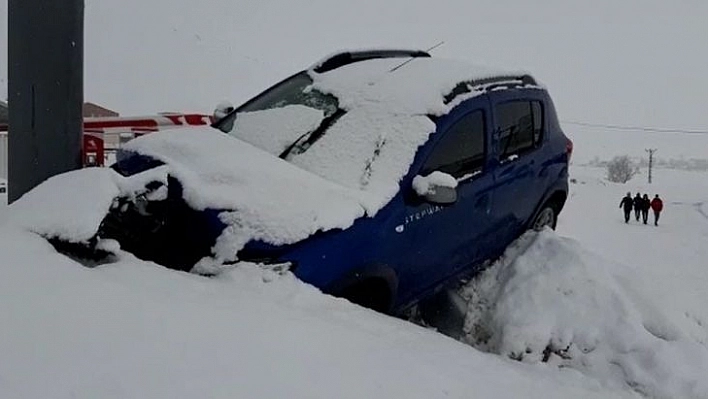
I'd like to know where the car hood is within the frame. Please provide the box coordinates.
[133,127,387,262]
[10,127,384,265]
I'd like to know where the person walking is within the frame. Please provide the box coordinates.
[641,194,650,224]
[650,194,664,226]
[619,192,633,223]
[632,192,643,221]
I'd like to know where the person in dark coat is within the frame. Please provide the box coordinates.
[632,192,643,221]
[641,194,650,224]
[619,192,633,223]
[650,194,664,226]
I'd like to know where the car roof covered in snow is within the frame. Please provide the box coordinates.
[308,49,537,116]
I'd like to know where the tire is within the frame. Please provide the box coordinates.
[531,202,558,231]
[339,279,392,313]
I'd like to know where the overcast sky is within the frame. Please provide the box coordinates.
[2,0,707,133]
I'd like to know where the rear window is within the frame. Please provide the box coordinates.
[495,100,543,158]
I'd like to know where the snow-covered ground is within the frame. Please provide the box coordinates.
[1,164,707,398]
[2,0,708,396]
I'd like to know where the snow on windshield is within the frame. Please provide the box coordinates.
[230,105,324,155]
[7,168,121,242]
[290,108,434,199]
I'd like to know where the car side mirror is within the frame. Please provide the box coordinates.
[412,172,458,205]
[213,101,235,133]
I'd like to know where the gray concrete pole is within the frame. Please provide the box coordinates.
[8,0,84,203]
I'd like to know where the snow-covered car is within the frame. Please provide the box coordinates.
[19,49,572,314]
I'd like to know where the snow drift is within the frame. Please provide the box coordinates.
[461,229,708,398]
[0,225,631,399]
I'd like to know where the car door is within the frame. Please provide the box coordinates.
[488,90,548,241]
[394,100,498,298]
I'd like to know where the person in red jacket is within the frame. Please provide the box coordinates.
[650,194,664,226]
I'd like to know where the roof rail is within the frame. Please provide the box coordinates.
[443,74,537,104]
[311,49,431,74]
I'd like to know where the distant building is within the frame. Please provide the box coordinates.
[0,101,119,179]
[82,102,119,118]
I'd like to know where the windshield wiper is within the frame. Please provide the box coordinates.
[279,109,346,160]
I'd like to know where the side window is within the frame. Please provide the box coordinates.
[421,110,486,178]
[496,100,543,158]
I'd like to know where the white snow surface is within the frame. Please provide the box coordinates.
[3,162,708,397]
[6,165,175,243]
[289,108,433,196]
[6,168,121,242]
[462,230,708,398]
[0,225,631,399]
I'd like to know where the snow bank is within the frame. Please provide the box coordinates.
[461,229,708,398]
[6,167,121,242]
[0,225,630,399]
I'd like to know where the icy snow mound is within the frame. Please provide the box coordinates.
[6,168,121,242]
[0,225,632,399]
[461,229,708,398]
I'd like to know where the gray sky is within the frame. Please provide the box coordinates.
[2,0,707,134]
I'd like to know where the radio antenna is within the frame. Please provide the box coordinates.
[389,41,445,72]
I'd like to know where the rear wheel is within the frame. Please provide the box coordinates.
[531,203,558,231]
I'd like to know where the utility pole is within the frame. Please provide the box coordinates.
[645,148,657,184]
[8,0,85,202]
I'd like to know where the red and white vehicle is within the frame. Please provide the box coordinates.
[0,113,215,167]
[0,112,214,167]
[82,113,215,166]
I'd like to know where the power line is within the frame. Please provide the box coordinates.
[561,120,708,135]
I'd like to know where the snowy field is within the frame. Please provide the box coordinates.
[1,164,707,399]
[2,0,708,397]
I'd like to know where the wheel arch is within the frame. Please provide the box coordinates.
[527,184,568,230]
[325,264,399,314]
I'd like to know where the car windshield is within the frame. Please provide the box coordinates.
[217,71,342,158]
[213,66,431,198]
[234,71,338,118]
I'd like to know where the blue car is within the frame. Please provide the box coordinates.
[96,49,572,314]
